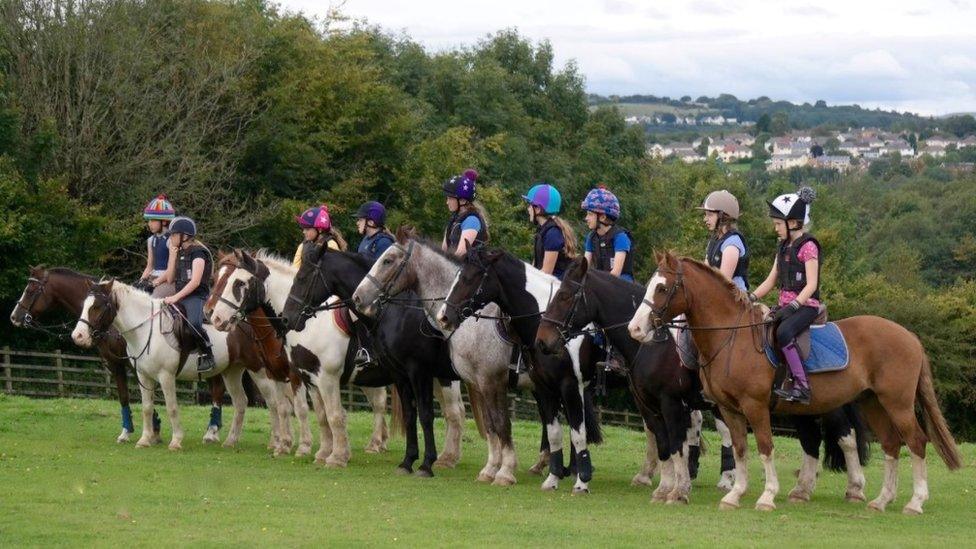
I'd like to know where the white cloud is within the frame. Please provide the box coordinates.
[280,0,976,114]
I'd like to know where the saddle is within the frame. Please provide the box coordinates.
[763,305,850,374]
[332,306,354,338]
[159,304,208,373]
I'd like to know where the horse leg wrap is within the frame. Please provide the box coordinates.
[577,449,593,483]
[721,445,735,472]
[688,445,701,480]
[121,405,134,433]
[549,449,567,479]
[209,406,223,429]
[152,410,162,434]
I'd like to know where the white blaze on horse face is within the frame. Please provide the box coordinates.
[213,267,252,330]
[629,271,666,341]
[436,268,464,329]
[71,295,97,347]
[10,287,29,326]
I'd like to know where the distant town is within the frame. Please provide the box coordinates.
[645,128,976,172]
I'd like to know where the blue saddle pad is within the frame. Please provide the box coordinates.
[765,322,849,374]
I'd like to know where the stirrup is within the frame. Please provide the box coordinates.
[354,347,373,368]
[197,353,216,373]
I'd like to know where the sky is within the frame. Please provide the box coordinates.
[278,0,976,116]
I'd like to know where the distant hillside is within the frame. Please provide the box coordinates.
[588,93,933,131]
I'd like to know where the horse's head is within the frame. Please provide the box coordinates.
[281,242,332,332]
[629,251,689,343]
[10,266,53,327]
[207,250,269,331]
[352,228,417,317]
[71,278,118,347]
[436,246,504,332]
[536,257,592,355]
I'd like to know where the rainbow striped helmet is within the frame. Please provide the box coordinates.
[522,183,562,215]
[143,194,176,220]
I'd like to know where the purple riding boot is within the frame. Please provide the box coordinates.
[774,342,811,404]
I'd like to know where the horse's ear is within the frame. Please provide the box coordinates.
[483,247,505,264]
[240,250,257,272]
[577,256,589,275]
[395,224,416,245]
[99,278,115,293]
[233,248,243,262]
[29,265,44,277]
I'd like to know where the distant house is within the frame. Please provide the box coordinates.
[771,138,793,154]
[647,143,674,158]
[718,143,753,162]
[880,141,914,156]
[767,152,809,171]
[958,136,976,149]
[673,148,705,163]
[812,155,852,172]
[838,142,861,157]
[862,149,882,160]
[727,133,755,147]
[925,135,953,148]
[920,144,946,158]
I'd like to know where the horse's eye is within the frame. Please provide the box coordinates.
[656,287,665,293]
[383,258,392,265]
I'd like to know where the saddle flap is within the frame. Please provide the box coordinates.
[160,305,203,355]
[332,306,353,337]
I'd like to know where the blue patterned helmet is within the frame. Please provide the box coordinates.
[442,169,479,201]
[581,185,621,220]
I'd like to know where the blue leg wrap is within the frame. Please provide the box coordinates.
[121,405,134,432]
[209,406,222,429]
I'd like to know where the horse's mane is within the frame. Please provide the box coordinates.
[253,249,296,275]
[412,237,460,265]
[678,256,751,305]
[46,267,97,281]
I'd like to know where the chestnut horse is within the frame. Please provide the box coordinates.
[629,252,962,514]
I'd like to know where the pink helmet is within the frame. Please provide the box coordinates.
[296,205,332,230]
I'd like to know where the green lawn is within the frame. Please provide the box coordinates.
[1,394,974,547]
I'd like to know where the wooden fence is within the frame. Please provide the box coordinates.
[0,347,654,431]
[2,347,797,435]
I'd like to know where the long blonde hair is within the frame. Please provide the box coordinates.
[323,228,348,251]
[460,201,491,243]
[549,215,579,258]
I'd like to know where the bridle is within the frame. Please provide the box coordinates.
[643,260,689,342]
[540,273,588,343]
[76,286,119,343]
[214,263,269,327]
[360,241,415,308]
[442,256,493,323]
[287,248,346,323]
[14,276,49,328]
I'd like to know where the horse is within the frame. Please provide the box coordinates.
[280,243,465,477]
[435,246,605,494]
[537,257,870,503]
[70,278,285,451]
[628,252,962,514]
[207,249,397,465]
[9,266,229,444]
[203,251,317,457]
[352,235,553,487]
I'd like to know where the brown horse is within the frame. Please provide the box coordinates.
[628,252,962,515]
[9,266,224,444]
[205,252,314,457]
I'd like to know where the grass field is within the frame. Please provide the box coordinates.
[1,394,974,547]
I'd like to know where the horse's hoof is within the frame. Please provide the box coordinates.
[666,494,689,505]
[755,502,776,512]
[572,487,590,495]
[902,504,923,516]
[364,445,382,454]
[867,500,886,513]
[414,468,434,478]
[492,472,516,487]
[476,471,496,483]
[718,500,740,511]
[325,457,348,469]
[434,455,459,468]
[631,475,653,488]
[295,446,312,458]
[221,441,237,449]
[651,491,669,503]
[788,489,810,503]
[168,441,182,451]
[845,491,866,503]
[528,463,546,476]
[394,466,412,476]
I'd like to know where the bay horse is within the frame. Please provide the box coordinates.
[207,249,398,465]
[280,243,465,477]
[352,236,553,487]
[435,246,605,494]
[9,266,227,444]
[70,279,286,451]
[537,257,870,503]
[629,252,962,514]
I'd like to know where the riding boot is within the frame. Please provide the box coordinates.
[196,329,216,373]
[774,342,811,404]
[596,349,628,377]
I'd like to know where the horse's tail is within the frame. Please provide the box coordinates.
[390,385,405,439]
[917,353,962,470]
[822,402,870,471]
[466,383,488,440]
[583,387,603,445]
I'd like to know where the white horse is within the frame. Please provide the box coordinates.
[71,279,284,450]
[208,250,465,467]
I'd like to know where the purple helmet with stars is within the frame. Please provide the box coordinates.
[442,169,479,201]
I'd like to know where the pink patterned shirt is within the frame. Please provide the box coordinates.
[778,240,821,308]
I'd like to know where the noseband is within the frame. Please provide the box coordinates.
[442,259,492,323]
[540,274,587,342]
[644,260,688,341]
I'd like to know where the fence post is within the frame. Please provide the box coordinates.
[3,346,11,393]
[55,350,65,397]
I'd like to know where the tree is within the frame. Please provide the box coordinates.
[680,95,692,103]
[755,113,771,134]
[695,137,710,157]
[770,112,790,136]
[814,99,828,108]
